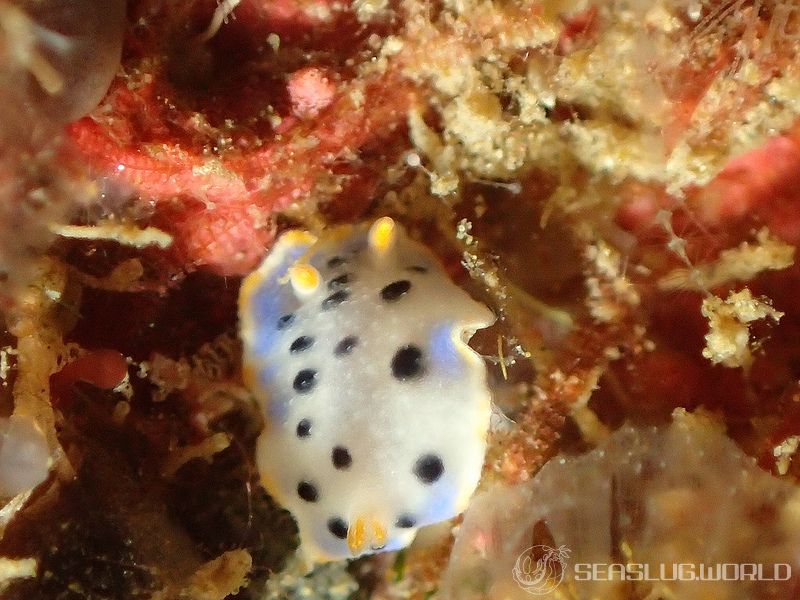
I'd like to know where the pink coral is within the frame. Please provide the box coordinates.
[287,67,336,120]
[65,0,412,276]
[697,130,800,244]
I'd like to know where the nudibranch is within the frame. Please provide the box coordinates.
[238,217,494,561]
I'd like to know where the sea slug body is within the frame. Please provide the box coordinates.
[239,217,494,561]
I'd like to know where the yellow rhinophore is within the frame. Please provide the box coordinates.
[347,517,367,554]
[371,518,387,548]
[288,263,321,297]
[239,229,319,339]
[368,216,397,256]
[347,515,388,554]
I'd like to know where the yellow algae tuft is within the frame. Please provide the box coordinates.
[0,557,37,593]
[160,432,232,478]
[701,288,783,369]
[659,228,796,291]
[585,240,640,324]
[774,435,800,476]
[50,221,173,249]
[152,549,253,600]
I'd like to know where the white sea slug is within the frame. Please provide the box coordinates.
[239,217,494,561]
